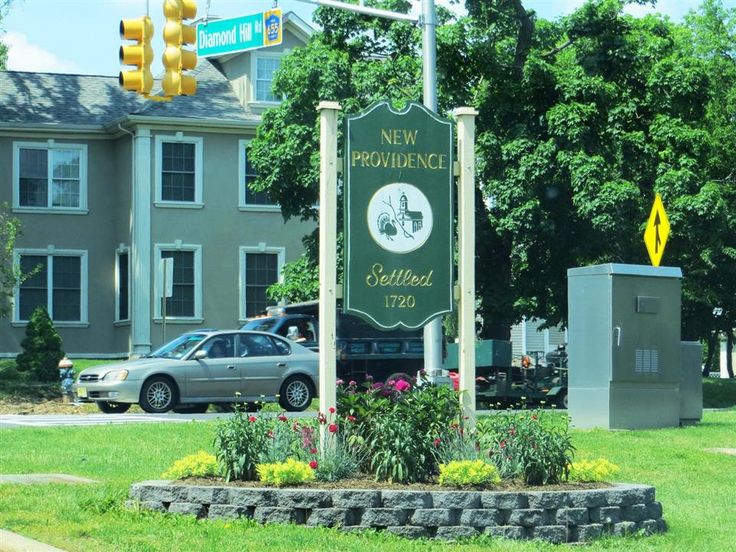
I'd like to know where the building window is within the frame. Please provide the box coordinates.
[154,135,203,206]
[155,245,202,320]
[14,250,88,324]
[239,139,277,208]
[240,247,284,320]
[13,142,87,211]
[116,249,130,322]
[254,56,280,103]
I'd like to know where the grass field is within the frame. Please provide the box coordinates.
[0,410,734,551]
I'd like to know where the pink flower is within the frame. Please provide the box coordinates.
[309,447,318,454]
[267,430,274,438]
[328,407,336,414]
[248,416,257,423]
[347,415,356,422]
[328,423,338,434]
[348,380,357,387]
[278,414,288,422]
[309,461,318,469]
[500,440,507,449]
[433,438,441,448]
[394,379,411,392]
[336,378,344,386]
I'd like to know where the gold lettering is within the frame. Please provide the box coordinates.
[403,129,418,145]
[351,151,361,167]
[392,129,401,144]
[364,263,434,288]
[380,129,392,144]
[360,151,369,166]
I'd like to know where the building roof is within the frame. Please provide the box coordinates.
[0,58,259,130]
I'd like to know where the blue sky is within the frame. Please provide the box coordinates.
[0,0,728,76]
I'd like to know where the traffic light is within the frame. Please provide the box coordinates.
[162,0,198,97]
[119,16,154,95]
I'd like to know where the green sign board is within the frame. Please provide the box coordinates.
[344,101,454,329]
[197,9,282,58]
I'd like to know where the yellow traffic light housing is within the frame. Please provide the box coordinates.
[119,16,154,95]
[162,0,198,97]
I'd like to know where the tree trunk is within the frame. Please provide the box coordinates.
[727,331,734,379]
[703,330,718,377]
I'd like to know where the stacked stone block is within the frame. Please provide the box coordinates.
[128,482,666,543]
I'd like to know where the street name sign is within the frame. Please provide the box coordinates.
[344,101,454,329]
[197,9,282,58]
[644,192,670,267]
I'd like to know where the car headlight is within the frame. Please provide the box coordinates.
[101,369,129,382]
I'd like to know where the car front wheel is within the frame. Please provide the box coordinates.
[140,376,178,413]
[97,401,131,414]
[279,376,314,412]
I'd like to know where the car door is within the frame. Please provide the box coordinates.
[185,334,241,400]
[236,333,289,399]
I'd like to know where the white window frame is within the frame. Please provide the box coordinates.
[115,246,131,323]
[238,138,280,211]
[239,245,285,322]
[12,141,88,214]
[250,53,283,106]
[12,247,89,326]
[153,243,203,322]
[154,134,204,208]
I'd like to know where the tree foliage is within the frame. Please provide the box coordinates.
[257,0,736,350]
[0,204,25,318]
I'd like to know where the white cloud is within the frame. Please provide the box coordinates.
[3,31,79,73]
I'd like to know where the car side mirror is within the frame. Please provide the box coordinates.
[194,350,208,360]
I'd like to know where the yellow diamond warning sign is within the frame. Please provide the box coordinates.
[644,193,670,267]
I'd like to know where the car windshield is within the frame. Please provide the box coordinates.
[243,319,279,333]
[149,333,207,359]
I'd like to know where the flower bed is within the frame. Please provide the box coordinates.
[128,481,666,543]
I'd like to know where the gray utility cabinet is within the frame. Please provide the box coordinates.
[567,264,682,429]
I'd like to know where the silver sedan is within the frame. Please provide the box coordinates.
[72,330,319,414]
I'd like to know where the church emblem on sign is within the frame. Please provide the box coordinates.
[367,183,433,254]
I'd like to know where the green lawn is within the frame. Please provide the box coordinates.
[1,410,734,551]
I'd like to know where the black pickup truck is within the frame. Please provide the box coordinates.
[240,301,424,383]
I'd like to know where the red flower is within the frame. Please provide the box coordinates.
[433,438,441,448]
[328,407,336,414]
[346,415,356,422]
[278,414,288,422]
[267,430,274,438]
[248,416,257,423]
[317,412,327,424]
[309,461,318,469]
[500,440,507,449]
[309,447,318,454]
[328,423,338,434]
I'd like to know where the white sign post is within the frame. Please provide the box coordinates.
[161,257,173,344]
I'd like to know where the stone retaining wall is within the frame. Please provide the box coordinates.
[128,481,666,543]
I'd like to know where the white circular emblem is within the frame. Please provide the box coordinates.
[367,183,433,254]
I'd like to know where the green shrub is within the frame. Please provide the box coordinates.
[15,307,65,382]
[568,458,619,482]
[438,460,501,487]
[479,410,575,485]
[0,360,22,381]
[213,405,268,481]
[257,459,315,486]
[162,451,218,480]
[338,378,462,483]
